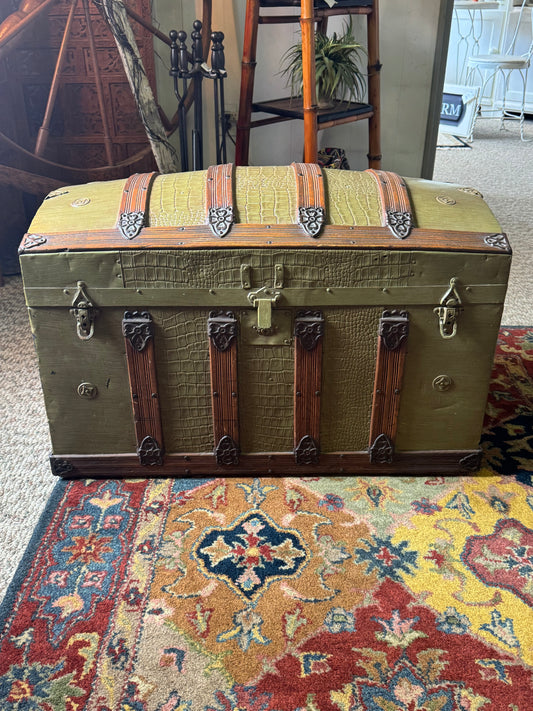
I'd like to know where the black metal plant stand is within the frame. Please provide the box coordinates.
[170,21,227,172]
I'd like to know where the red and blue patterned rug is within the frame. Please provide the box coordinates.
[1,327,532,711]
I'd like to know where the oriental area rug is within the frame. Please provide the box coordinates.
[1,327,532,711]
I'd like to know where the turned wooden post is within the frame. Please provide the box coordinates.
[301,0,318,164]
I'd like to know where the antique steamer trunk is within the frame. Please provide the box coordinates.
[19,164,511,478]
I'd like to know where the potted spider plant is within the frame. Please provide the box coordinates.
[280,20,366,109]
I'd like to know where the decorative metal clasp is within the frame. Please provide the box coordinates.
[294,435,320,465]
[118,211,145,240]
[123,311,154,352]
[247,286,282,334]
[298,206,325,238]
[70,282,97,340]
[483,233,510,251]
[138,435,164,466]
[386,210,412,239]
[208,206,234,237]
[294,310,324,351]
[215,435,240,466]
[369,433,394,464]
[434,278,462,339]
[379,310,409,350]
[208,310,238,352]
[19,234,47,252]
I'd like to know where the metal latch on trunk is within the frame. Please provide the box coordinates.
[70,281,97,340]
[434,278,462,339]
[247,286,282,334]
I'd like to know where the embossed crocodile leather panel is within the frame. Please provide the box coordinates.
[324,170,384,226]
[148,172,208,227]
[120,249,415,289]
[321,307,382,451]
[144,167,385,228]
[234,166,297,225]
[151,308,213,453]
[238,341,294,453]
[122,251,410,455]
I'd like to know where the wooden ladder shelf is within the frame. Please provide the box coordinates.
[235,0,381,167]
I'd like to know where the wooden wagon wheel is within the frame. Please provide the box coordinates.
[0,0,213,187]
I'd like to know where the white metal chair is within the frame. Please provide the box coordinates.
[466,0,533,141]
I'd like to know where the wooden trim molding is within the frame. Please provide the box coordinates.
[122,310,164,465]
[49,449,483,478]
[366,169,413,239]
[206,163,234,237]
[293,309,324,464]
[369,309,409,464]
[208,310,240,465]
[19,225,511,254]
[117,172,158,239]
[291,162,326,237]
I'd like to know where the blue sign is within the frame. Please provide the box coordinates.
[441,93,464,124]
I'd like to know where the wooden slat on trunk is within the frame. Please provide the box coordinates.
[369,309,409,463]
[208,310,240,466]
[294,310,324,464]
[122,311,164,465]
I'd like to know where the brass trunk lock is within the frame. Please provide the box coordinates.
[434,278,462,339]
[247,286,282,333]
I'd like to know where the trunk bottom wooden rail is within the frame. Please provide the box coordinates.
[50,449,482,478]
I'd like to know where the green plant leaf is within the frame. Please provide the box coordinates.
[279,19,367,104]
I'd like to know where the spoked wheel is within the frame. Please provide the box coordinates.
[0,0,213,191]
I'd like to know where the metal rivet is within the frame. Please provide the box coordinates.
[433,375,453,392]
[436,195,456,206]
[213,391,219,397]
[296,391,301,397]
[77,382,98,399]
[458,187,483,198]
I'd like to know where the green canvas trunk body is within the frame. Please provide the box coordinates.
[19,165,511,477]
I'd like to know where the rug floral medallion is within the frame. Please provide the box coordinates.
[1,329,532,711]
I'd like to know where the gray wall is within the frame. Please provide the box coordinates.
[151,0,451,178]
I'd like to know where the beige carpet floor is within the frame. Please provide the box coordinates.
[433,118,533,325]
[1,117,532,604]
